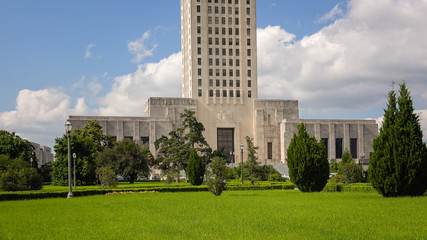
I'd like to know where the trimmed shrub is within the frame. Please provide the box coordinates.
[287,123,329,192]
[187,149,205,186]
[206,157,227,196]
[96,166,119,189]
[267,173,286,182]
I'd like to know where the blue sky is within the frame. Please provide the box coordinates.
[1,0,427,148]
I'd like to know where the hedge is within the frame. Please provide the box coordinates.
[322,183,376,193]
[0,182,295,201]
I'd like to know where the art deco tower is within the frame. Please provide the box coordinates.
[181,0,257,102]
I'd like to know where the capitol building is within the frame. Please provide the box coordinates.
[70,0,377,168]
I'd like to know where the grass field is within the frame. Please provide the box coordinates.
[0,190,426,239]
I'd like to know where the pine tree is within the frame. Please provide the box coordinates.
[187,148,205,186]
[286,123,329,192]
[369,82,427,197]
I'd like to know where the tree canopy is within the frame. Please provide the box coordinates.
[369,82,427,197]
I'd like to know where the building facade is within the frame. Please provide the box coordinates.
[69,0,378,168]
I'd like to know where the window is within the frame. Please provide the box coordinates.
[229,69,233,77]
[248,90,251,98]
[215,38,219,45]
[198,47,202,55]
[222,7,225,14]
[230,80,233,87]
[197,5,200,12]
[197,26,201,34]
[198,89,202,97]
[236,80,240,87]
[208,27,212,35]
[216,69,220,76]
[235,0,239,4]
[223,90,227,97]
[216,90,220,97]
[246,8,250,14]
[336,138,343,159]
[322,138,329,158]
[197,16,201,23]
[222,27,226,34]
[216,79,220,87]
[215,17,219,24]
[235,18,239,25]
[209,79,213,87]
[236,90,240,97]
[124,136,133,140]
[229,90,234,97]
[247,69,251,77]
[229,59,233,66]
[236,59,240,66]
[222,69,226,76]
[236,49,240,56]
[215,6,218,14]
[209,58,213,66]
[198,79,202,86]
[208,6,212,13]
[247,80,251,87]
[216,59,220,66]
[222,48,226,55]
[209,69,213,76]
[247,59,251,66]
[350,138,358,159]
[221,17,225,24]
[222,38,226,45]
[246,0,250,4]
[209,90,213,97]
[198,69,202,76]
[209,48,213,55]
[215,27,219,34]
[247,39,251,46]
[141,137,149,145]
[235,7,239,14]
[267,142,272,159]
[207,16,211,24]
[198,37,202,44]
[229,49,233,56]
[223,79,227,87]
[222,59,226,66]
[247,28,251,36]
[235,38,239,45]
[228,7,232,14]
[236,69,240,77]
[247,49,251,56]
[229,28,233,35]
[215,48,220,55]
[247,18,250,25]
[198,58,202,65]
[235,28,239,35]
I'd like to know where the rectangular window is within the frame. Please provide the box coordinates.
[246,8,250,15]
[208,27,212,34]
[236,90,240,98]
[235,7,239,14]
[350,138,358,159]
[207,17,211,24]
[216,69,220,76]
[322,138,329,158]
[208,6,212,13]
[267,142,272,159]
[215,27,219,34]
[197,26,201,34]
[236,69,240,77]
[124,136,133,141]
[198,89,202,97]
[229,38,232,45]
[235,28,239,35]
[336,138,343,159]
[222,48,226,55]
[229,49,233,56]
[221,17,225,24]
[236,49,240,56]
[222,7,225,14]
[216,79,220,87]
[229,59,233,66]
[222,69,226,76]
[209,48,213,55]
[209,58,213,66]
[222,58,226,66]
[223,79,227,87]
[209,69,213,76]
[236,59,240,66]
[247,59,251,66]
[247,69,251,77]
[229,90,234,97]
[230,80,233,87]
[215,17,219,24]
[236,80,240,87]
[247,18,250,25]
[223,90,227,97]
[217,128,234,155]
[247,80,251,87]
[198,79,202,86]
[215,6,218,14]
[229,28,233,35]
[197,5,200,12]
[247,28,251,36]
[198,58,202,65]
[235,38,239,45]
[216,59,220,66]
[141,137,149,145]
[198,47,202,55]
[216,90,220,97]
[215,48,219,55]
[209,90,213,97]
[198,16,201,23]
[247,49,251,56]
[198,69,202,76]
[235,18,239,25]
[247,39,251,46]
[229,69,233,77]
[209,79,213,87]
[248,90,251,98]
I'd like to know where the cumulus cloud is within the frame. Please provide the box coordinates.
[128,31,158,64]
[257,0,427,114]
[98,52,182,116]
[0,89,90,147]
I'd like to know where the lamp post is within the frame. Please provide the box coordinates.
[73,153,76,188]
[229,151,235,168]
[65,120,74,198]
[240,143,244,185]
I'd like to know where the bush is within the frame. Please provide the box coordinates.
[287,123,329,192]
[330,174,347,183]
[206,157,227,196]
[0,168,42,191]
[96,166,118,189]
[187,149,205,186]
[267,173,286,182]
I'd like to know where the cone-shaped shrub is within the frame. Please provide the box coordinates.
[187,148,205,186]
[287,123,329,192]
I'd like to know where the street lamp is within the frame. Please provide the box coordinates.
[65,120,74,199]
[240,143,244,185]
[73,153,77,188]
[229,151,235,168]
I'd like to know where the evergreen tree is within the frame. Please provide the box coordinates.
[369,82,427,197]
[206,157,227,196]
[187,148,205,185]
[287,123,329,192]
[245,136,260,184]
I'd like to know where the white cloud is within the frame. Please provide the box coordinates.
[85,44,96,59]
[257,0,427,113]
[98,52,181,116]
[316,3,344,24]
[128,31,158,64]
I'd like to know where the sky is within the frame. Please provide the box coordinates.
[1,0,427,149]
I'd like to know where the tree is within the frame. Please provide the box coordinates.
[338,149,363,183]
[0,130,36,166]
[206,157,227,196]
[52,120,114,186]
[154,110,211,181]
[286,123,329,192]
[245,136,260,184]
[96,138,151,184]
[96,166,119,189]
[369,82,427,197]
[187,148,205,185]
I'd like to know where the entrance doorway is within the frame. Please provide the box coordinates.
[217,128,234,161]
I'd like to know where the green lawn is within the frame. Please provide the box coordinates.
[0,190,426,239]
